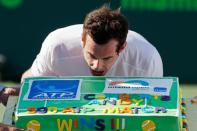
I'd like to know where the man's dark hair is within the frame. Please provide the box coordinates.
[83,5,128,52]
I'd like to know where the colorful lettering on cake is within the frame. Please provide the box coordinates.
[111,118,114,130]
[84,94,106,100]
[103,107,120,113]
[27,107,37,114]
[88,100,102,105]
[25,93,168,117]
[116,118,120,130]
[74,119,78,129]
[103,98,116,105]
[140,94,151,100]
[62,108,75,113]
[47,107,58,113]
[121,107,133,114]
[119,93,132,105]
[95,94,106,100]
[57,119,72,131]
[26,105,167,115]
[132,107,141,114]
[142,106,154,113]
[122,118,125,130]
[56,118,126,131]
[84,94,95,100]
[132,98,143,106]
[37,107,47,114]
[161,95,171,101]
[94,119,105,131]
[74,107,81,113]
[80,118,95,130]
[155,107,167,113]
[82,107,95,113]
[153,94,160,100]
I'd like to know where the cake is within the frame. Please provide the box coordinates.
[15,76,187,131]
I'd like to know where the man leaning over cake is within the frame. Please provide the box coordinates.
[0,5,163,130]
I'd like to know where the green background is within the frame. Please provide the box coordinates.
[0,0,197,83]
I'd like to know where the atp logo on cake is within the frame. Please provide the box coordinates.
[27,120,40,131]
[26,79,81,100]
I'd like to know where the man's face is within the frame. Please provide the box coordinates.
[82,34,121,76]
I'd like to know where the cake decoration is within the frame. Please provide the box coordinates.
[116,118,120,130]
[132,98,143,106]
[27,107,37,114]
[47,107,58,113]
[141,120,156,131]
[155,107,167,113]
[14,77,185,131]
[57,119,72,131]
[121,118,125,130]
[141,106,154,113]
[111,118,114,130]
[161,95,171,101]
[37,107,47,114]
[180,92,188,131]
[103,98,116,105]
[26,120,40,131]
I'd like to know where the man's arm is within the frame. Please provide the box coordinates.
[0,68,33,105]
[0,123,24,131]
[0,86,20,106]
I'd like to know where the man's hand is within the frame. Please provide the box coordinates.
[0,87,20,106]
[0,123,24,131]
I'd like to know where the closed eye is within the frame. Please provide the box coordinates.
[88,53,97,59]
[103,56,113,61]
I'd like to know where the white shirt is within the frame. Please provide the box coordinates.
[31,24,163,77]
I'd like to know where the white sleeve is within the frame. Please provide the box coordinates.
[148,49,163,77]
[31,32,56,76]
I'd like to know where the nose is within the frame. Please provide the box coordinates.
[91,59,103,71]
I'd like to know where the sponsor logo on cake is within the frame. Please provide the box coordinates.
[153,87,167,93]
[108,80,150,91]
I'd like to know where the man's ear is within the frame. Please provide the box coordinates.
[81,33,86,48]
[119,42,127,53]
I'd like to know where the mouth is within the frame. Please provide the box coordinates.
[90,70,105,76]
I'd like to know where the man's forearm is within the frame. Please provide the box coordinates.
[0,86,20,106]
[0,123,24,131]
